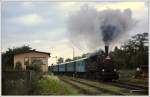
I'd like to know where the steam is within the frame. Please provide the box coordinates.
[67,5,135,51]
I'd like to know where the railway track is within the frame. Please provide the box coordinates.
[60,76,148,95]
[59,76,124,95]
[70,78,124,95]
[60,77,104,95]
[60,78,91,95]
[107,81,148,94]
[113,81,148,90]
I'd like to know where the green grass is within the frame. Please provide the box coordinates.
[118,69,148,87]
[32,74,79,95]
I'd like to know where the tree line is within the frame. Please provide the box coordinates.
[110,32,148,69]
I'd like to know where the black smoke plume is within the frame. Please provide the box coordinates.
[67,5,136,51]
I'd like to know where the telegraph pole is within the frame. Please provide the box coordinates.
[72,47,76,77]
[73,47,75,59]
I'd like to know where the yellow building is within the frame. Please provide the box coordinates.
[14,49,50,72]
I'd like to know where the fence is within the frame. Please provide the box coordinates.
[2,70,35,95]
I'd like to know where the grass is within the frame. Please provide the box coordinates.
[32,74,79,95]
[118,69,148,87]
[64,76,148,95]
[69,77,129,95]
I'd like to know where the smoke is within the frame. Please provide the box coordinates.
[98,9,135,45]
[67,5,136,51]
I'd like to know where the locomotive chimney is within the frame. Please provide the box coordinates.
[105,45,109,56]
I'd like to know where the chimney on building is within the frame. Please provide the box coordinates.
[105,45,109,56]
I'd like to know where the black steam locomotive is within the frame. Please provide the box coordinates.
[50,46,119,81]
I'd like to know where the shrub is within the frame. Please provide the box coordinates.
[15,61,22,71]
[27,60,43,72]
[32,75,78,95]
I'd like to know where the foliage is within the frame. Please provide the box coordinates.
[27,59,43,72]
[110,32,148,69]
[57,57,64,64]
[32,75,78,95]
[81,53,88,58]
[73,56,82,60]
[15,61,22,71]
[2,45,31,71]
[65,58,72,62]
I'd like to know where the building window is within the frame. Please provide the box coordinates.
[42,58,47,65]
[31,57,46,65]
[24,57,29,65]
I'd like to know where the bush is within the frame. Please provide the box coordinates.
[32,75,78,95]
[15,61,22,71]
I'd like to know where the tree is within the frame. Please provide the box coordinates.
[133,33,148,67]
[81,53,90,58]
[73,56,81,60]
[2,45,31,71]
[57,57,64,64]
[65,58,72,62]
[111,32,148,69]
[81,54,87,58]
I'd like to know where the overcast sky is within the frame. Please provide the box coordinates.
[1,1,149,65]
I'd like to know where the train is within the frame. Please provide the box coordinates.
[50,45,119,81]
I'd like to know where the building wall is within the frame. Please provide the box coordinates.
[14,52,49,72]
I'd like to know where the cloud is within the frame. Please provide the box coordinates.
[32,40,43,44]
[15,13,44,26]
[94,2,145,11]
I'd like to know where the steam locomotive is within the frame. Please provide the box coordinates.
[50,45,119,81]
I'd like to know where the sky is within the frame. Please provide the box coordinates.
[1,0,149,65]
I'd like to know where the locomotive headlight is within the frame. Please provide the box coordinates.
[102,69,105,72]
[136,67,140,71]
[114,69,117,72]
